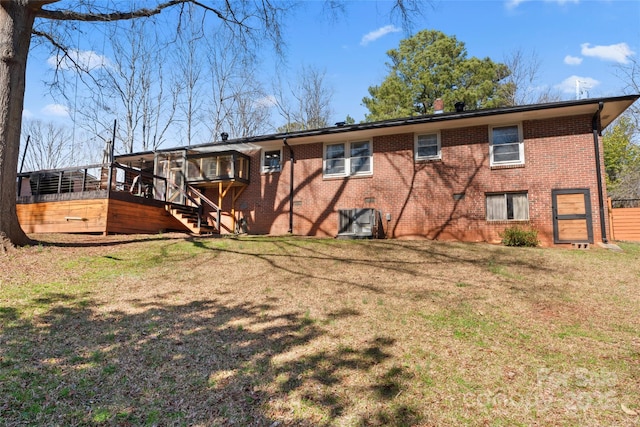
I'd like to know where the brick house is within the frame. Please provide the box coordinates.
[100,95,636,246]
[20,95,636,243]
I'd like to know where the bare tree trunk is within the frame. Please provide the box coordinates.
[0,2,35,248]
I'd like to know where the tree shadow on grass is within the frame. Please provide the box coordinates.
[183,235,566,310]
[0,292,420,426]
[30,234,181,249]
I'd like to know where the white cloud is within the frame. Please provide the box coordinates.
[47,49,109,71]
[580,42,635,64]
[22,109,34,120]
[41,104,70,117]
[360,25,401,46]
[506,0,578,9]
[555,75,599,95]
[564,55,583,65]
[254,95,277,108]
[505,0,527,9]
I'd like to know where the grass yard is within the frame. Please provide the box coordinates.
[0,233,639,426]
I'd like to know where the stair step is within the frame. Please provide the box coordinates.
[167,204,219,235]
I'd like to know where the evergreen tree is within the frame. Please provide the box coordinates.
[362,30,511,121]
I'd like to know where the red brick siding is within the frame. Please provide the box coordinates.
[222,113,604,246]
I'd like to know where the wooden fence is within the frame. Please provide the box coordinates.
[608,198,640,242]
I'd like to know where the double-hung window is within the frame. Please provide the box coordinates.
[486,192,529,221]
[490,124,524,166]
[324,143,346,175]
[350,141,372,174]
[324,141,372,177]
[262,149,282,173]
[415,133,441,161]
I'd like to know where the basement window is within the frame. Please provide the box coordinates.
[486,192,529,221]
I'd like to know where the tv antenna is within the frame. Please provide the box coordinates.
[575,80,590,100]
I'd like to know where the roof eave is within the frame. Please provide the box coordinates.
[116,94,639,160]
[231,94,639,145]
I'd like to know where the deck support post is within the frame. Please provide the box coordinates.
[231,185,247,233]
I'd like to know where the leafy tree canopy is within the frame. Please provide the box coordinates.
[362,29,511,121]
[603,115,640,199]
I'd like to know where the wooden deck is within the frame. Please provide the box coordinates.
[17,191,190,235]
[16,158,245,236]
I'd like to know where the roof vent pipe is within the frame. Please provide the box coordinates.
[454,102,465,113]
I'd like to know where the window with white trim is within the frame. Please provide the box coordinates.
[490,124,524,166]
[486,192,529,221]
[262,149,282,173]
[324,141,372,177]
[415,132,441,160]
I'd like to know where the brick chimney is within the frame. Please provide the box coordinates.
[433,98,444,114]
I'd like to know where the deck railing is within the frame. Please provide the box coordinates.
[187,184,221,231]
[112,163,168,200]
[17,163,168,202]
[17,164,103,197]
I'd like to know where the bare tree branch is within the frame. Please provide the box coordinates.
[35,0,230,24]
[389,0,428,32]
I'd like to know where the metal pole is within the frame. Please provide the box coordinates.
[106,120,117,191]
[110,119,116,164]
[19,135,30,173]
[17,135,30,196]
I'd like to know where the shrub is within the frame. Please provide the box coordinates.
[500,226,539,247]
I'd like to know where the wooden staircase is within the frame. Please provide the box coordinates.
[167,205,217,235]
[165,183,225,235]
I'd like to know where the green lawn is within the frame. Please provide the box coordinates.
[1,234,639,426]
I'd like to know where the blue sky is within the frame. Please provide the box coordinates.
[23,0,640,128]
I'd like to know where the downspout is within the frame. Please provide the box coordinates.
[592,101,608,243]
[283,138,295,233]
